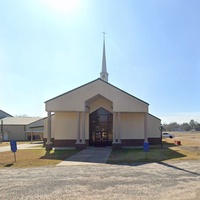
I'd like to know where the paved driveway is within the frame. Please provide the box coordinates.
[0,160,199,200]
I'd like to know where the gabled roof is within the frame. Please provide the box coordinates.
[28,118,44,128]
[45,78,149,105]
[1,117,42,125]
[148,113,161,121]
[0,110,13,119]
[45,78,149,113]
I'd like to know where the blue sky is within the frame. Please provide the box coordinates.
[0,0,199,124]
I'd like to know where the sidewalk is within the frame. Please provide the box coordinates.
[0,142,43,152]
[57,147,112,166]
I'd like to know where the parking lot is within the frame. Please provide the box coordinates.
[0,160,199,200]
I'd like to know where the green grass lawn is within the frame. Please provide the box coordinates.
[107,138,200,164]
[1,136,200,168]
[107,147,187,164]
[0,149,79,169]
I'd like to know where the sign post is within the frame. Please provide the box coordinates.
[1,119,3,143]
[143,141,149,159]
[160,124,163,148]
[10,140,17,162]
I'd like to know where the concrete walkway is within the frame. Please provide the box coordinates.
[57,147,112,166]
[0,142,43,152]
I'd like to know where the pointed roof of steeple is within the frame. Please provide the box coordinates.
[100,32,109,82]
[102,33,107,73]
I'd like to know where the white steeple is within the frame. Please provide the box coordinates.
[100,32,109,82]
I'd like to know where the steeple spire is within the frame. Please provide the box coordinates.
[100,32,109,82]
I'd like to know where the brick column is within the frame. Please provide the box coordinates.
[76,112,80,144]
[112,112,121,149]
[112,112,116,143]
[144,113,148,142]
[46,111,53,151]
[117,112,121,143]
[82,112,85,144]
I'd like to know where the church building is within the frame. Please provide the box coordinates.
[44,36,161,150]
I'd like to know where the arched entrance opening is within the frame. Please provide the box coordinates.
[89,107,113,147]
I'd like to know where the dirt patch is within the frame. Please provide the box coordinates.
[162,132,200,161]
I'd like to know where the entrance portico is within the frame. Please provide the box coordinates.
[45,110,124,150]
[45,93,124,150]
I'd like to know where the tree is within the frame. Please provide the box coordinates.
[189,119,195,129]
[163,122,180,131]
[194,123,200,131]
[189,119,199,130]
[163,119,200,132]
[180,123,190,131]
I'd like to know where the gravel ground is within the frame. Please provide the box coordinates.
[0,160,199,200]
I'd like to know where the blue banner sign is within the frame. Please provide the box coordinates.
[10,140,17,152]
[143,141,149,152]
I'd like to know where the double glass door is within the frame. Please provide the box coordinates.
[95,131,108,147]
[89,107,113,147]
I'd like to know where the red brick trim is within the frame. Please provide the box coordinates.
[121,139,144,146]
[43,138,160,147]
[148,138,161,145]
[121,138,160,146]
